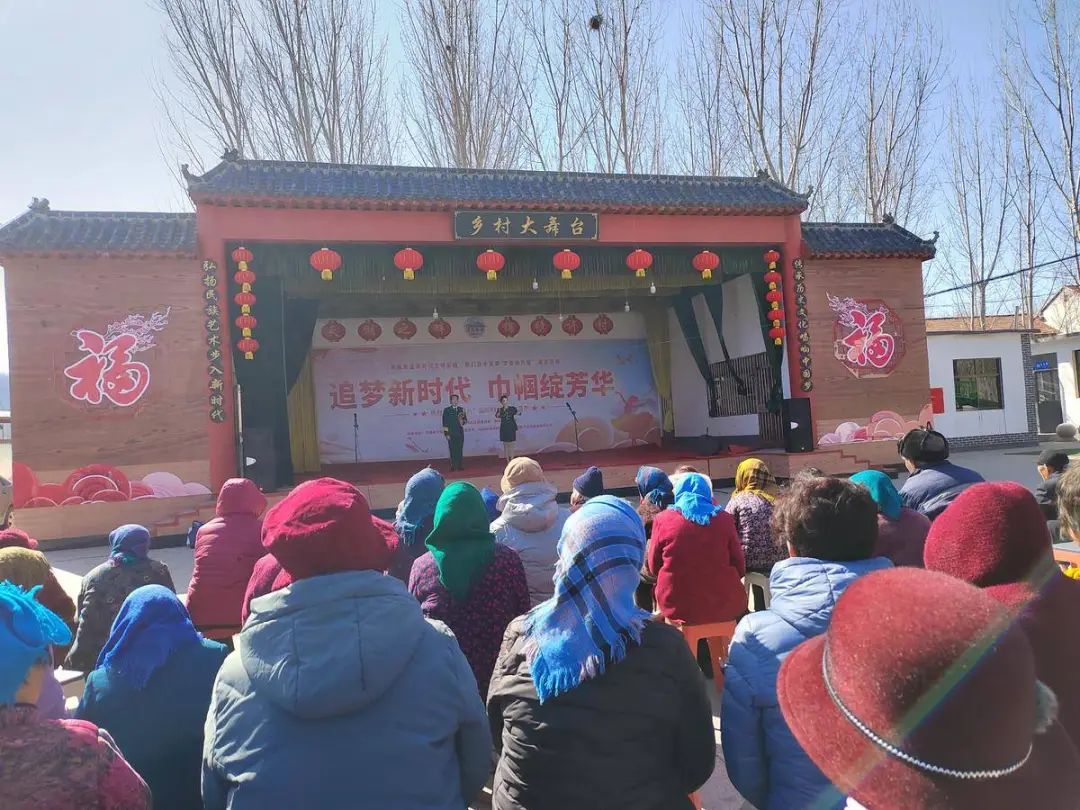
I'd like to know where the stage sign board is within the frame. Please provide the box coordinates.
[311,338,659,464]
[453,211,598,240]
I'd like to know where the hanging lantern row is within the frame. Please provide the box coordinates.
[231,246,259,360]
[763,248,785,347]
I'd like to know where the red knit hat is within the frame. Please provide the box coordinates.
[924,482,1057,606]
[0,528,38,550]
[778,567,1080,808]
[261,478,393,579]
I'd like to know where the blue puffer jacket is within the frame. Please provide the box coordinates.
[202,570,492,810]
[899,461,984,520]
[720,556,892,810]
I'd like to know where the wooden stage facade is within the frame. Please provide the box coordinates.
[20,440,903,545]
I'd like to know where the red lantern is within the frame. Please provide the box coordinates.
[593,313,614,335]
[531,315,552,337]
[394,247,423,281]
[393,317,417,340]
[764,270,782,290]
[765,290,783,303]
[477,249,505,282]
[321,320,346,342]
[235,313,257,337]
[767,308,785,323]
[357,319,382,342]
[234,291,256,313]
[692,250,719,280]
[626,248,652,279]
[562,315,583,336]
[234,269,255,292]
[498,316,521,338]
[428,318,452,339]
[768,326,785,346]
[310,247,342,282]
[553,249,580,280]
[237,337,259,360]
[231,246,253,271]
[764,249,781,269]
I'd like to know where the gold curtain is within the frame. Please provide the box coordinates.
[287,355,321,474]
[643,303,675,434]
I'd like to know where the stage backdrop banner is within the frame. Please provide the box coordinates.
[312,339,661,464]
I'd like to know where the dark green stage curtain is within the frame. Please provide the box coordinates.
[672,294,714,391]
[701,285,748,397]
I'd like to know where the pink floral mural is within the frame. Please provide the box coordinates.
[13,462,210,509]
[827,293,905,378]
[818,405,934,446]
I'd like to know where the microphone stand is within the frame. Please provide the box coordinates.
[353,413,360,465]
[566,402,581,453]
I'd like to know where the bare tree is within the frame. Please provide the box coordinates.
[673,7,735,176]
[853,1,944,225]
[1004,0,1080,283]
[573,0,668,174]
[705,0,851,212]
[158,0,394,168]
[1011,100,1048,328]
[942,89,1015,328]
[399,0,523,169]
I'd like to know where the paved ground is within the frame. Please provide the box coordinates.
[43,441,1072,810]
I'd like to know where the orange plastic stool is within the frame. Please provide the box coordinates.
[675,620,738,694]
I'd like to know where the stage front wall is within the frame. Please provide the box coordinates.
[312,338,661,464]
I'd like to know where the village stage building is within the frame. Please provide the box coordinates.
[0,156,936,542]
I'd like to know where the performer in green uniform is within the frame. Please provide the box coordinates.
[442,394,468,471]
[496,395,519,460]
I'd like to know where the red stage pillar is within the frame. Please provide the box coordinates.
[201,234,239,491]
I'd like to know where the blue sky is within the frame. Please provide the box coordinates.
[0,0,1024,371]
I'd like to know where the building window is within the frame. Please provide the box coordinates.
[953,358,1003,411]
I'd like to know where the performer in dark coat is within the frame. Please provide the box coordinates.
[442,394,468,471]
[495,395,518,460]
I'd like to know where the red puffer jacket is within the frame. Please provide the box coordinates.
[648,509,747,625]
[186,478,267,638]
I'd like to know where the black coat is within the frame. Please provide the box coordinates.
[486,617,715,810]
[1036,472,1062,521]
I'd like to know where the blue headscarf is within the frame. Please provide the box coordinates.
[850,469,903,521]
[394,468,445,547]
[635,466,674,509]
[521,496,650,703]
[669,472,722,525]
[95,585,200,688]
[0,581,71,704]
[108,524,151,566]
[480,487,501,521]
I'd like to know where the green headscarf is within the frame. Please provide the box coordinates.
[850,469,903,521]
[425,482,496,601]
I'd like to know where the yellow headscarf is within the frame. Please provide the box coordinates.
[734,458,779,502]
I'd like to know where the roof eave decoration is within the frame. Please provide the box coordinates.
[0,206,197,258]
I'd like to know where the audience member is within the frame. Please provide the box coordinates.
[722,475,890,810]
[389,467,444,582]
[0,527,39,550]
[925,480,1080,742]
[727,458,785,574]
[411,482,529,697]
[76,585,228,810]
[570,465,604,512]
[648,472,746,625]
[487,496,715,809]
[850,469,929,567]
[480,487,501,521]
[634,465,675,610]
[185,478,267,640]
[0,581,150,809]
[66,524,174,671]
[203,478,491,809]
[897,428,984,519]
[0,546,76,655]
[670,464,703,495]
[1036,448,1070,541]
[490,458,568,605]
[778,567,1080,809]
[791,466,824,482]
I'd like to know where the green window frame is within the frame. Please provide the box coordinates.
[952,358,1004,411]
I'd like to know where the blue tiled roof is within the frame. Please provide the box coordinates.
[802,221,936,260]
[185,158,810,214]
[0,205,196,255]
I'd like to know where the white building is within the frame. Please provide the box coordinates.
[925,317,1037,449]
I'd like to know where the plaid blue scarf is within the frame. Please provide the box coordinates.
[522,495,650,703]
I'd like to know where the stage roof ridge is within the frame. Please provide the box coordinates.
[185,157,810,215]
[802,220,937,260]
[0,205,196,256]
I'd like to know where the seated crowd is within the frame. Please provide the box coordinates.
[2,427,1079,809]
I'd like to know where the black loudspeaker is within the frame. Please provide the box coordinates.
[782,397,814,453]
[241,426,278,491]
